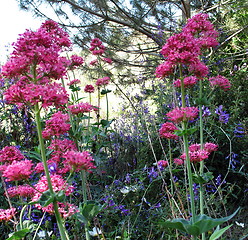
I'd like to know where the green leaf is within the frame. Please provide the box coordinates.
[209,224,233,240]
[195,97,210,106]
[39,190,55,207]
[193,208,240,235]
[159,208,240,237]
[101,89,112,95]
[77,201,103,224]
[7,228,30,240]
[175,127,197,136]
[55,190,66,202]
[193,172,214,184]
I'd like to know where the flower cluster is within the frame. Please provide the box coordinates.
[0,208,16,222]
[166,107,199,123]
[208,75,231,91]
[159,122,178,139]
[32,174,77,218]
[68,55,84,70]
[2,160,33,181]
[96,76,110,86]
[7,185,35,198]
[173,76,198,88]
[156,13,220,79]
[42,111,70,139]
[68,102,93,115]
[4,80,69,108]
[0,146,25,163]
[1,20,71,80]
[63,150,96,172]
[84,84,95,93]
[176,142,218,163]
[89,38,106,55]
[67,79,81,86]
[215,105,230,123]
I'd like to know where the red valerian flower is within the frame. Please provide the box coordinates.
[159,122,178,139]
[68,102,93,115]
[42,111,70,139]
[96,77,110,86]
[166,107,199,123]
[0,146,25,164]
[2,160,33,181]
[208,75,231,91]
[84,84,95,93]
[63,150,96,172]
[0,208,16,222]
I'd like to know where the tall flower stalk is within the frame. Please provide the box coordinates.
[34,104,69,240]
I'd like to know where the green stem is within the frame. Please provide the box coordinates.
[105,91,109,122]
[179,65,196,223]
[34,104,69,240]
[81,171,91,240]
[199,79,206,240]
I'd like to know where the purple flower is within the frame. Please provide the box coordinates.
[234,123,245,137]
[215,105,230,123]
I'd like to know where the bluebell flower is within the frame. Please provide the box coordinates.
[215,105,230,123]
[234,123,245,137]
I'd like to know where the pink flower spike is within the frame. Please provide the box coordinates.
[157,160,169,168]
[67,79,81,86]
[208,75,231,91]
[166,107,199,123]
[63,150,96,172]
[204,142,218,153]
[84,84,95,93]
[173,76,198,88]
[0,146,25,164]
[96,77,110,86]
[0,208,16,222]
[68,102,93,115]
[2,160,33,181]
[174,158,184,165]
[159,122,178,139]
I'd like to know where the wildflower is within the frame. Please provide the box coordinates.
[157,160,169,168]
[183,13,219,49]
[68,55,84,69]
[208,75,231,91]
[2,160,33,181]
[84,84,95,93]
[89,227,102,237]
[215,105,230,123]
[32,174,76,218]
[159,122,178,139]
[67,79,81,86]
[234,123,245,137]
[0,208,16,222]
[89,38,105,55]
[96,76,110,86]
[63,150,96,172]
[0,146,25,163]
[173,76,198,88]
[42,111,70,139]
[48,139,77,156]
[103,57,112,64]
[89,59,98,65]
[166,107,199,123]
[189,143,201,152]
[174,158,184,165]
[1,20,71,79]
[68,102,93,115]
[4,80,69,109]
[7,185,35,198]
[155,61,174,78]
[204,142,218,153]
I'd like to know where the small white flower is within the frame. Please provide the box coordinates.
[120,186,131,194]
[235,221,245,228]
[89,227,102,236]
[37,230,53,238]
